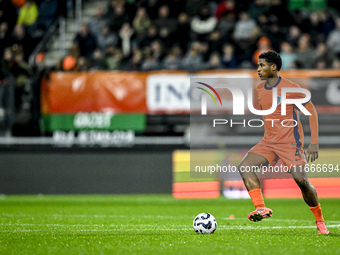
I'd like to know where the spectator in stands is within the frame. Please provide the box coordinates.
[77,56,91,71]
[174,12,191,51]
[221,43,237,68]
[108,2,130,32]
[16,0,38,35]
[11,0,25,8]
[34,0,59,32]
[90,48,106,71]
[97,24,118,51]
[13,48,31,84]
[159,26,175,49]
[331,58,340,69]
[206,30,224,55]
[304,12,323,43]
[199,41,210,62]
[1,47,14,77]
[182,41,204,71]
[185,0,206,17]
[9,0,340,77]
[89,6,107,37]
[104,45,123,70]
[290,59,303,70]
[0,0,18,32]
[249,0,270,22]
[191,5,218,41]
[68,42,79,59]
[233,11,259,47]
[0,46,15,136]
[205,51,223,69]
[139,25,158,48]
[34,52,44,67]
[215,0,236,20]
[326,17,340,58]
[233,11,259,62]
[280,41,297,70]
[312,42,335,68]
[217,12,235,38]
[266,23,285,52]
[118,22,135,57]
[141,47,159,71]
[319,10,335,37]
[124,49,142,70]
[132,7,151,40]
[73,23,97,57]
[11,24,33,60]
[141,0,161,20]
[150,39,165,62]
[286,25,301,48]
[255,13,271,37]
[0,22,12,56]
[296,34,315,69]
[314,58,327,70]
[252,36,273,64]
[105,0,116,18]
[8,48,32,111]
[162,45,182,70]
[154,5,177,35]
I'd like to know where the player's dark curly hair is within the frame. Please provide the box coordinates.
[259,51,282,71]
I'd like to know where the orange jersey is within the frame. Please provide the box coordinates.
[256,77,310,148]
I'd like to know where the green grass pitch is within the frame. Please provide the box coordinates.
[1,195,339,255]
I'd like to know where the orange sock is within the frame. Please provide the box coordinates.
[309,204,325,222]
[249,188,265,208]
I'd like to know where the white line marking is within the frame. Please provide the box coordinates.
[1,224,339,232]
[3,213,340,224]
[1,213,175,219]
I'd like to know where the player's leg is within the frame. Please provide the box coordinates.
[238,152,273,222]
[238,152,268,191]
[290,165,329,234]
[290,165,318,206]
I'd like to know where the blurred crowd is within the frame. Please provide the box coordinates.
[61,0,340,71]
[1,0,340,74]
[0,0,340,135]
[0,0,65,135]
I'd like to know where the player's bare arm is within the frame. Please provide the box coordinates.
[304,101,319,162]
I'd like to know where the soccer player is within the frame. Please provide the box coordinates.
[238,51,329,234]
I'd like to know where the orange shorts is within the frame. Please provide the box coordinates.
[249,140,307,167]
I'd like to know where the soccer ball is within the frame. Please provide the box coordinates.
[193,212,217,234]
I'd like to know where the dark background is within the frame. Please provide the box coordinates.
[0,147,173,194]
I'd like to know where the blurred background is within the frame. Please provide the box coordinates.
[0,0,339,196]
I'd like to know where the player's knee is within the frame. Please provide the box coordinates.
[237,163,249,175]
[294,177,310,190]
[238,163,257,183]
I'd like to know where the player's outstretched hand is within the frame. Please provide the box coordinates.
[307,144,319,162]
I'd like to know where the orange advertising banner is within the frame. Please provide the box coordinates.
[42,71,149,114]
[41,70,340,114]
